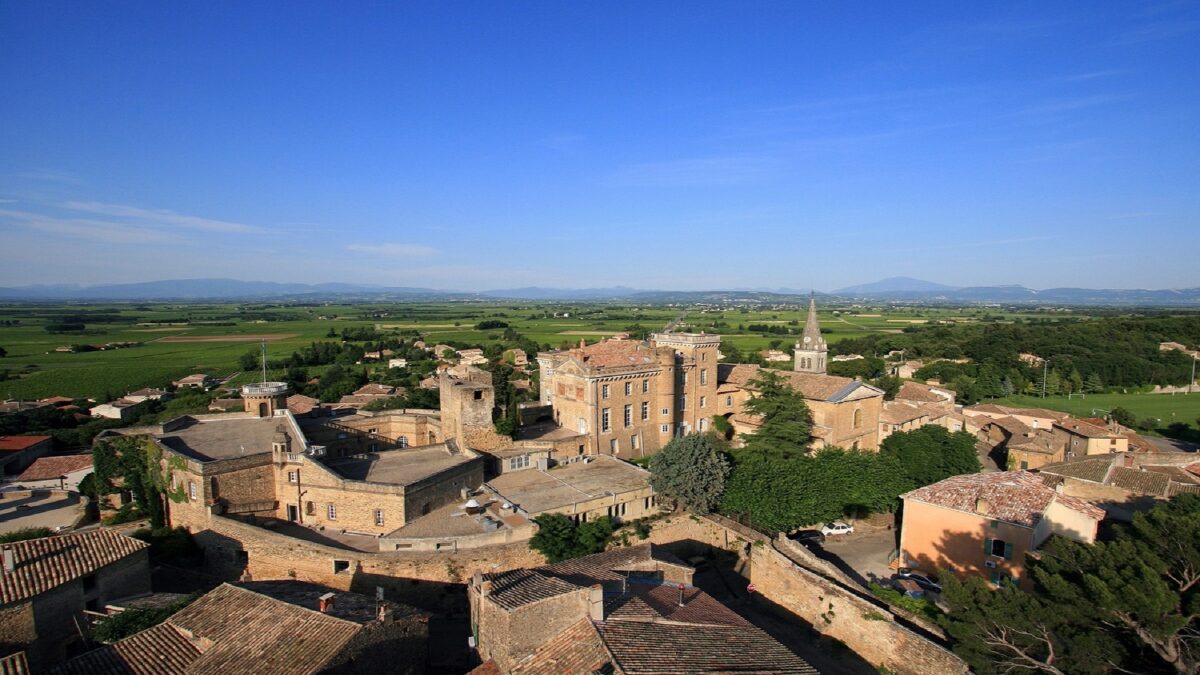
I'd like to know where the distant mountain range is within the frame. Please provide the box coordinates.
[0,277,1197,305]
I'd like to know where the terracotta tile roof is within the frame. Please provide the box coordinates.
[353,383,396,397]
[982,416,1032,437]
[14,454,92,481]
[895,381,953,403]
[1109,467,1171,496]
[902,471,1104,527]
[483,569,581,611]
[0,652,29,675]
[286,394,321,415]
[0,435,51,453]
[604,583,751,627]
[1007,429,1061,455]
[468,660,504,675]
[571,339,660,369]
[0,530,148,604]
[880,402,929,425]
[1141,465,1200,485]
[717,364,879,402]
[539,544,690,586]
[1055,419,1115,439]
[53,622,201,675]
[1037,455,1114,483]
[597,621,818,674]
[509,618,613,675]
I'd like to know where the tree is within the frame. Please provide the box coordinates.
[1110,406,1137,427]
[238,350,259,372]
[741,370,814,456]
[648,434,730,513]
[0,345,6,358]
[880,426,981,488]
[528,513,616,563]
[1033,495,1200,674]
[1084,372,1104,393]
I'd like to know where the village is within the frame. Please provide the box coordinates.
[1,297,1197,674]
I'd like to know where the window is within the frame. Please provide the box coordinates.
[188,481,197,501]
[82,574,96,593]
[642,379,649,393]
[853,408,862,429]
[989,570,1012,587]
[170,474,177,490]
[1020,460,1029,470]
[700,396,706,408]
[398,436,408,448]
[661,407,669,416]
[699,418,707,432]
[725,395,733,407]
[631,435,639,450]
[624,404,632,427]
[287,470,298,483]
[473,390,483,400]
[700,368,708,385]
[306,501,315,515]
[374,509,384,526]
[509,455,530,470]
[985,538,1013,560]
[610,439,619,453]
[679,395,686,411]
[661,424,669,433]
[682,372,688,386]
[327,503,338,520]
[602,408,611,432]
[641,401,649,420]
[624,382,632,396]
[368,427,378,434]
[602,384,610,399]
[333,559,350,574]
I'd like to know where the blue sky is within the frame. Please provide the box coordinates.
[1,1,1197,291]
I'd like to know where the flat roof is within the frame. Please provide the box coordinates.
[486,457,650,515]
[516,422,587,443]
[156,416,290,462]
[325,444,473,485]
[385,499,500,538]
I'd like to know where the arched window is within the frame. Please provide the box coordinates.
[398,436,409,448]
[853,408,862,429]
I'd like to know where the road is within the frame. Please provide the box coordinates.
[807,526,899,588]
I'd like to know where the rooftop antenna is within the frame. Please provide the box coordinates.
[260,339,268,384]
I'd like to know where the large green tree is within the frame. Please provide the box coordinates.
[740,370,814,456]
[528,513,617,563]
[879,426,981,487]
[648,433,730,514]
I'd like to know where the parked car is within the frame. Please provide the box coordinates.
[788,529,825,545]
[897,568,942,593]
[820,521,854,536]
[892,578,925,599]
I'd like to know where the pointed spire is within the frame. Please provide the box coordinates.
[803,292,822,343]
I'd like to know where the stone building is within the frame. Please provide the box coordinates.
[899,472,1103,590]
[0,530,151,670]
[0,435,53,476]
[468,544,816,674]
[53,581,430,674]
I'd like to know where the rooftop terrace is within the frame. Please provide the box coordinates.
[485,457,650,515]
[325,444,475,485]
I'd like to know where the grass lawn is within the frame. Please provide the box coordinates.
[993,393,1200,426]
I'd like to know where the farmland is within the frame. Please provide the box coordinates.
[994,393,1200,426]
[0,301,1094,401]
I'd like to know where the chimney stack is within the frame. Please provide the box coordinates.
[480,581,493,598]
[377,602,394,624]
[677,583,686,607]
[588,584,604,621]
[318,592,336,613]
[2,546,13,574]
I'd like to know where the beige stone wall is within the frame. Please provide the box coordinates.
[814,393,882,451]
[471,585,591,671]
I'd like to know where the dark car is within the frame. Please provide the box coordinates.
[897,568,942,593]
[788,529,826,545]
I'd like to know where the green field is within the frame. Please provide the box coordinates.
[0,301,1092,401]
[994,393,1200,426]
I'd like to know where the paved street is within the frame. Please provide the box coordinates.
[805,525,899,588]
[0,490,83,534]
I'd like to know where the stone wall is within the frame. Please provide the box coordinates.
[642,514,967,675]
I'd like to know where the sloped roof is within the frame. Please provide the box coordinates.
[895,381,953,404]
[902,471,1104,527]
[716,364,880,402]
[0,435,51,453]
[14,454,92,481]
[52,622,201,675]
[483,568,581,611]
[572,339,660,369]
[0,652,29,675]
[0,530,148,604]
[597,621,817,674]
[880,402,929,426]
[508,618,613,675]
[1055,419,1115,439]
[1038,455,1114,483]
[539,544,690,586]
[1109,467,1171,496]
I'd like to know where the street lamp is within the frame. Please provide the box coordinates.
[1041,357,1051,399]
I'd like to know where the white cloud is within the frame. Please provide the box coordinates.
[0,208,184,244]
[60,201,265,233]
[346,243,438,256]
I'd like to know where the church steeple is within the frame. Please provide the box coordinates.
[794,292,827,374]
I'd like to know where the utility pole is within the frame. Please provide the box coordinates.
[1190,355,1197,395]
[1041,358,1049,399]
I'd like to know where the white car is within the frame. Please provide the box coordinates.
[820,521,854,536]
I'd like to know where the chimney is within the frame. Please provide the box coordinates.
[318,592,336,613]
[588,584,604,621]
[975,498,991,516]
[377,602,394,624]
[677,583,686,607]
[480,580,493,598]
[2,546,13,574]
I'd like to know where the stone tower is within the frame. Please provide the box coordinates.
[242,382,290,417]
[794,293,827,374]
[439,365,496,444]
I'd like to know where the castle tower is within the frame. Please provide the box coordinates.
[794,293,827,374]
[242,341,290,417]
[439,366,495,443]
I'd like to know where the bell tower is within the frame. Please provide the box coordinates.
[794,293,828,374]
